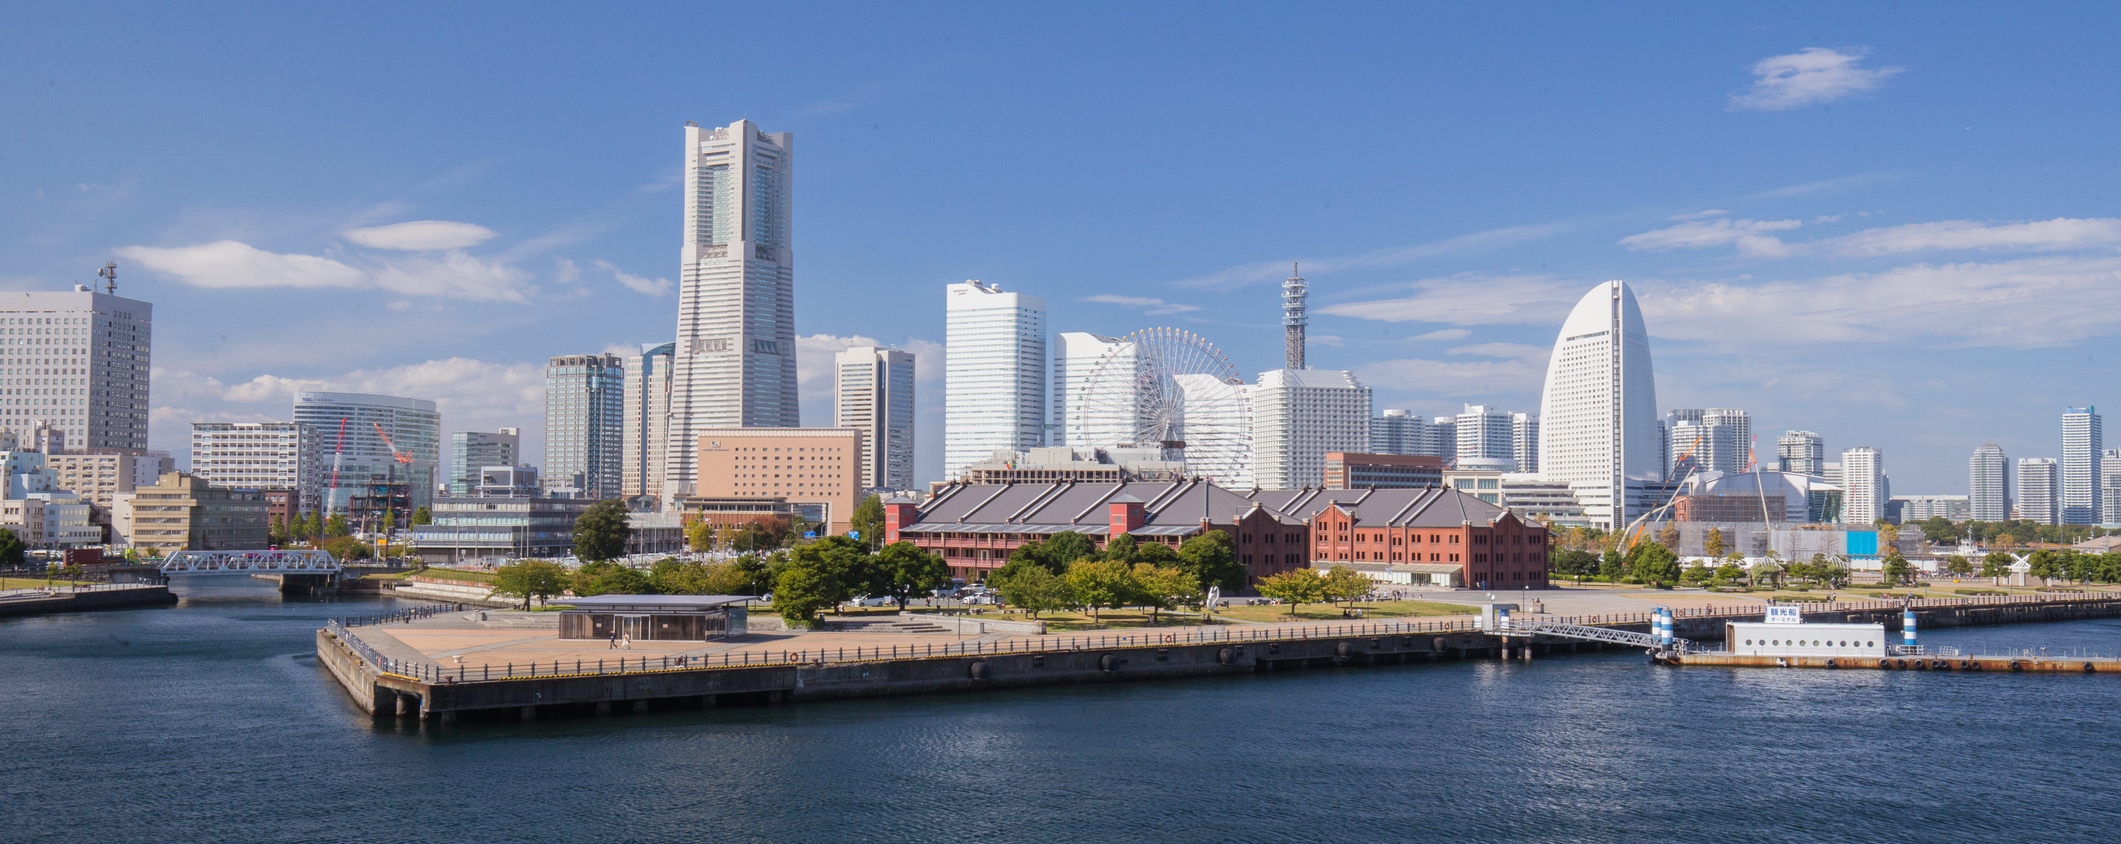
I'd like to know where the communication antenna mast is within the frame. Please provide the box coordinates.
[1282,262,1307,369]
[98,262,117,295]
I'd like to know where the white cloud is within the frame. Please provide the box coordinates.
[118,240,535,302]
[1173,223,1571,290]
[594,260,673,296]
[1620,218,1802,258]
[343,220,497,251]
[1446,342,1551,365]
[1411,328,1472,342]
[1729,47,1903,112]
[1081,294,1201,315]
[1823,218,2121,257]
[1317,273,1584,326]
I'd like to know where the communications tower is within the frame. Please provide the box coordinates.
[1282,262,1307,369]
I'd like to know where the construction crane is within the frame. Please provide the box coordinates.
[326,417,349,517]
[369,422,417,555]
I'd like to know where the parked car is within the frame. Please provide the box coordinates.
[850,595,895,607]
[963,593,999,606]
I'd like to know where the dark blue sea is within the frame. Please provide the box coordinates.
[4,581,2119,843]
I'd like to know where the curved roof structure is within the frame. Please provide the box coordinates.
[1537,280,1660,526]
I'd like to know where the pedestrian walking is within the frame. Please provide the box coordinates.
[621,633,632,650]
[608,630,619,649]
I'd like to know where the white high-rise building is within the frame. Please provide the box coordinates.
[1969,443,2011,522]
[666,120,797,496]
[944,280,1046,479]
[1369,409,1428,455]
[1779,431,1826,476]
[1512,412,1539,474]
[189,422,322,508]
[1249,368,1369,490]
[1665,408,1750,475]
[292,391,440,512]
[1537,280,1659,529]
[0,286,152,452]
[2019,457,2060,525]
[1052,331,1136,449]
[1174,373,1252,488]
[835,346,916,491]
[621,342,675,503]
[1429,418,1457,461]
[1840,446,1884,525]
[2103,447,2121,524]
[1704,408,1752,470]
[545,353,625,498]
[2061,406,2102,525]
[1454,405,1515,465]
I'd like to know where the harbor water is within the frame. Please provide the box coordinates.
[4,583,2121,842]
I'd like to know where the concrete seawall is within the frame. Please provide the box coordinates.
[0,585,176,619]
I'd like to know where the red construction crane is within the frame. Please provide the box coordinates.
[372,421,414,464]
[326,417,349,513]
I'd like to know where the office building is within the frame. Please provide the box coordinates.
[834,345,916,492]
[189,422,322,511]
[1052,332,1133,449]
[2103,448,2121,524]
[1323,453,1443,489]
[1666,408,1750,476]
[2061,406,2102,525]
[1840,447,1884,525]
[944,280,1046,479]
[291,391,441,512]
[1512,412,1539,474]
[475,465,542,498]
[1704,408,1752,470]
[1248,368,1370,490]
[1893,495,1971,523]
[666,119,799,496]
[114,471,268,551]
[2019,457,2060,525]
[0,285,152,452]
[1970,443,2011,522]
[448,429,520,496]
[46,449,167,516]
[621,342,675,503]
[1779,431,1826,475]
[1454,404,1515,466]
[0,433,98,547]
[1430,418,1457,461]
[405,495,592,565]
[545,353,625,498]
[1537,280,1660,529]
[1370,410,1428,456]
[693,427,863,531]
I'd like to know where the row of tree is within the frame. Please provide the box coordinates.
[1548,542,1685,586]
[1253,565,1376,617]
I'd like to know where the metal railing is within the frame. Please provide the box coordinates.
[0,582,164,600]
[332,604,465,628]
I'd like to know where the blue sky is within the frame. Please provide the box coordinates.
[6,2,2121,491]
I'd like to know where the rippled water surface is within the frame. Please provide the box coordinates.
[5,585,2121,843]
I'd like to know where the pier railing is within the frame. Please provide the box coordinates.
[332,604,466,628]
[0,582,164,601]
[323,589,2121,685]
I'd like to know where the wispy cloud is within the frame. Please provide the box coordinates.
[1729,47,1903,112]
[594,259,672,296]
[1082,294,1201,315]
[1621,218,1803,258]
[1316,273,1584,326]
[119,238,535,302]
[1619,216,2121,259]
[1172,223,1572,291]
[1411,328,1472,342]
[343,220,496,251]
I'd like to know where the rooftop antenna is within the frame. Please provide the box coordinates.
[1282,261,1307,370]
[97,262,117,295]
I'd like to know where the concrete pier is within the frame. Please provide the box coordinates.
[0,584,176,618]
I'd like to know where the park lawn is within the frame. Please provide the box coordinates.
[1,576,81,589]
[1211,599,1478,624]
[371,567,497,584]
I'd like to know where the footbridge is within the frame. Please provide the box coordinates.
[160,550,343,593]
[1497,619,1694,653]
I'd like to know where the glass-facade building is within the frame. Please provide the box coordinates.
[545,354,625,498]
[447,429,519,496]
[291,391,441,512]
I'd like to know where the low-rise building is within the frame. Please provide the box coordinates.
[403,496,591,565]
[113,472,270,551]
[695,428,864,532]
[1323,452,1443,490]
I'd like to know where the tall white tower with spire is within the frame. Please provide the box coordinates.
[1282,263,1307,370]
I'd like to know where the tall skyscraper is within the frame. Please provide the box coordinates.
[448,429,519,496]
[944,280,1046,479]
[1969,443,2011,522]
[545,354,625,498]
[621,342,675,502]
[1369,410,1428,456]
[0,285,152,452]
[2103,448,2121,524]
[1454,404,1515,464]
[293,391,440,512]
[2061,406,2102,525]
[1538,280,1659,529]
[1840,446,1884,525]
[2019,457,2060,525]
[1429,418,1457,461]
[190,422,322,509]
[1249,368,1370,490]
[1511,412,1539,474]
[835,345,916,491]
[666,119,797,496]
[1779,430,1826,475]
[1052,331,1134,449]
[1664,408,1749,475]
[1704,408,1752,470]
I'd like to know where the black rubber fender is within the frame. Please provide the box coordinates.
[1217,647,1236,666]
[968,660,989,680]
[2086,662,2097,674]
[2009,660,2024,672]
[1099,653,1119,672]
[1823,658,1837,669]
[1335,641,1354,658]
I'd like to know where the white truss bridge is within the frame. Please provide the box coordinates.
[159,549,342,576]
[1497,619,1692,652]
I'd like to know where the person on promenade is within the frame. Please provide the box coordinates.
[608,630,619,649]
[621,633,632,650]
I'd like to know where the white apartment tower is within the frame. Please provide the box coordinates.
[1369,410,1429,456]
[667,120,797,495]
[1779,430,1826,476]
[835,346,916,491]
[944,280,1046,479]
[2060,406,2102,525]
[1052,331,1136,449]
[0,286,151,452]
[1454,405,1515,465]
[189,422,323,510]
[1537,280,1660,529]
[1512,412,1539,474]
[2103,448,2121,524]
[1969,443,2010,522]
[622,342,675,502]
[1840,446,1885,525]
[1249,368,1370,490]
[2019,457,2060,525]
[545,353,626,498]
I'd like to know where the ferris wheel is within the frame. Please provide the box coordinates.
[1073,327,1247,469]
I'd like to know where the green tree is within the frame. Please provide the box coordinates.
[1063,559,1137,624]
[733,551,788,595]
[1598,547,1626,580]
[572,499,633,563]
[1681,562,1712,586]
[1880,552,1913,586]
[867,541,949,610]
[1712,562,1746,588]
[1256,568,1326,618]
[572,560,654,596]
[788,535,868,603]
[2028,549,2064,581]
[1177,530,1247,593]
[1130,563,1200,622]
[772,563,839,628]
[1101,533,1141,564]
[685,516,717,552]
[1552,549,1600,579]
[492,559,567,610]
[1004,539,1057,576]
[324,513,351,538]
[1042,531,1096,570]
[1944,555,1974,576]
[0,528,23,567]
[411,506,433,527]
[1981,551,2014,578]
[320,535,372,561]
[1136,541,1180,567]
[267,514,288,547]
[1703,527,1726,559]
[850,493,886,550]
[1320,565,1373,608]
[991,565,1073,619]
[653,560,752,595]
[1918,516,1958,544]
[1631,542,1682,587]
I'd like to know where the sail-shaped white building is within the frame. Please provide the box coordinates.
[1537,280,1661,529]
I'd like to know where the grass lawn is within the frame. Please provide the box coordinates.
[1211,600,1478,624]
[370,567,497,584]
[1,576,82,590]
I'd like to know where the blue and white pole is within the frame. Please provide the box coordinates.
[1903,605,1918,651]
[1665,607,1676,646]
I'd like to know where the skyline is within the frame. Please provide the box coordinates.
[7,4,2121,491]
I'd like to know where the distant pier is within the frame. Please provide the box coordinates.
[0,583,176,618]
